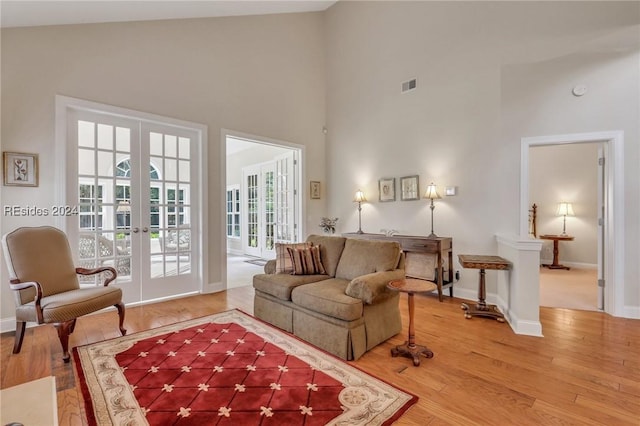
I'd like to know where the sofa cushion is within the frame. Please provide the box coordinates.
[306,235,346,277]
[345,269,405,304]
[291,278,363,322]
[335,239,402,281]
[287,245,326,275]
[275,242,311,274]
[253,273,328,301]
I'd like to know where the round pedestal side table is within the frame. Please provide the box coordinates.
[387,278,437,366]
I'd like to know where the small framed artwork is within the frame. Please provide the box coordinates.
[378,177,396,202]
[310,181,321,199]
[3,152,38,187]
[400,175,420,201]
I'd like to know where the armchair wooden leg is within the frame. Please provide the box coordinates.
[13,321,26,354]
[56,321,75,363]
[115,302,127,336]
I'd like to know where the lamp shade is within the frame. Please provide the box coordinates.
[423,183,441,200]
[353,190,367,203]
[556,202,575,217]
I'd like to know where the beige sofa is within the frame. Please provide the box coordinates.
[252,234,405,360]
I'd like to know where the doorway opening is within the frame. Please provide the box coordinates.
[521,131,625,317]
[530,142,602,311]
[221,130,304,289]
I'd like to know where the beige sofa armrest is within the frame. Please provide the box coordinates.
[345,269,405,305]
[264,259,277,274]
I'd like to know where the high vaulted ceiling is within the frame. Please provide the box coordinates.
[0,0,337,28]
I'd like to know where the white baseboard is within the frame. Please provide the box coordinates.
[539,259,597,269]
[623,305,640,319]
[203,281,225,294]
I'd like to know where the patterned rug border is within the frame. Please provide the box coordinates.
[73,309,418,425]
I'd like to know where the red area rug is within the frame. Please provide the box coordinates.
[74,309,417,425]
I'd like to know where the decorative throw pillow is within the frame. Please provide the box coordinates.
[286,245,327,275]
[275,242,312,274]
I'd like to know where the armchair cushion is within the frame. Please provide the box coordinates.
[4,227,79,304]
[15,286,123,323]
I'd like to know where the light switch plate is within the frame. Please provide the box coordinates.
[445,186,457,196]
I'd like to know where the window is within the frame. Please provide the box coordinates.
[226,186,240,238]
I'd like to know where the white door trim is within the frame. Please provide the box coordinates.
[520,131,625,317]
[54,95,209,296]
[221,128,306,290]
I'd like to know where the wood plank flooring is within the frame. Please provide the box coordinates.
[1,286,639,425]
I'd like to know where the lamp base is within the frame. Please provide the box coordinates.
[356,230,364,234]
[428,232,438,238]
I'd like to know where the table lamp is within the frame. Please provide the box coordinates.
[556,202,574,236]
[353,190,366,234]
[423,183,441,237]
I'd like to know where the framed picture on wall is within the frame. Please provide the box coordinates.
[310,181,321,199]
[3,152,38,187]
[400,175,419,201]
[378,177,396,202]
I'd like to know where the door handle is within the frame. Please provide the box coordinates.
[132,227,140,233]
[142,227,149,233]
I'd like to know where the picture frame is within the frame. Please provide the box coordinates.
[3,152,38,187]
[310,181,321,199]
[400,175,420,201]
[378,177,396,202]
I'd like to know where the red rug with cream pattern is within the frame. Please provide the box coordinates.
[73,310,417,425]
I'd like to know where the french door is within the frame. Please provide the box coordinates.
[67,110,200,304]
[242,151,297,259]
[243,162,276,259]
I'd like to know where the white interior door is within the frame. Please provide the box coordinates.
[242,162,276,259]
[68,110,200,304]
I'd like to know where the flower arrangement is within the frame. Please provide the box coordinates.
[319,217,338,234]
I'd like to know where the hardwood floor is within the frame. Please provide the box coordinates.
[2,286,639,425]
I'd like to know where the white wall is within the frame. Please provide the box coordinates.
[0,13,327,321]
[530,143,600,267]
[324,1,639,309]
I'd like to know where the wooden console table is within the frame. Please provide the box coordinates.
[539,234,574,270]
[343,233,453,301]
[458,254,511,322]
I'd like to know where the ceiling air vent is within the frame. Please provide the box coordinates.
[401,78,417,93]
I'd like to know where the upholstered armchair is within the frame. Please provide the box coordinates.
[2,226,126,362]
